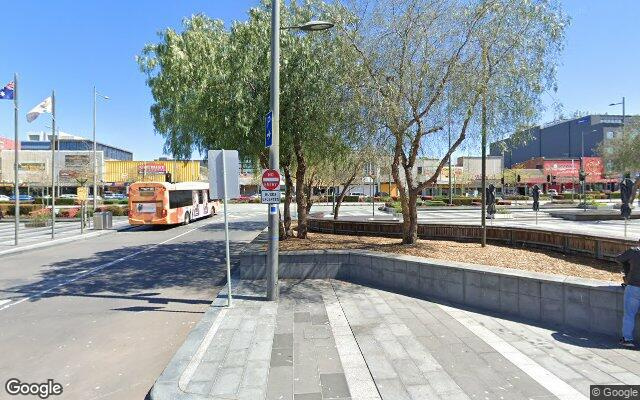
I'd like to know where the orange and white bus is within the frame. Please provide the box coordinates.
[128,181,219,226]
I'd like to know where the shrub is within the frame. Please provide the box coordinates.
[342,195,361,202]
[103,199,129,205]
[97,205,128,216]
[424,200,446,207]
[551,199,576,204]
[3,204,44,216]
[504,195,529,200]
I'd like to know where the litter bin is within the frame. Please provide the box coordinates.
[93,211,113,230]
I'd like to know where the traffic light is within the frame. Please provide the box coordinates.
[165,172,172,183]
[546,174,551,182]
[517,175,521,183]
[579,171,586,182]
[501,177,504,185]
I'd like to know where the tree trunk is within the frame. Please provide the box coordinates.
[406,189,419,244]
[334,171,357,220]
[294,143,308,239]
[282,164,294,237]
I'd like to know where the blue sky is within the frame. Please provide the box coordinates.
[0,0,638,160]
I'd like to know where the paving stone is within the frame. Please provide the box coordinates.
[304,325,331,339]
[316,345,344,374]
[238,387,266,400]
[273,333,294,349]
[320,373,351,399]
[375,378,411,400]
[210,367,243,396]
[271,347,294,367]
[267,365,294,400]
[248,340,273,361]
[294,393,323,400]
[242,360,270,389]
[295,312,311,323]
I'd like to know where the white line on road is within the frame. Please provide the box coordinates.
[0,299,11,307]
[0,221,216,312]
[438,304,587,400]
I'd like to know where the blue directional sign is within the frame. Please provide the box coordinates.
[577,116,590,125]
[265,111,273,148]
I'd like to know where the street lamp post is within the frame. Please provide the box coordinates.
[267,2,333,301]
[608,97,626,135]
[93,87,110,212]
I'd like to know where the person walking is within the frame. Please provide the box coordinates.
[618,239,640,347]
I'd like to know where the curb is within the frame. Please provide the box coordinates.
[0,223,128,257]
[149,287,232,400]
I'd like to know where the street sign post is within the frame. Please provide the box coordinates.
[261,169,281,204]
[265,111,273,148]
[208,150,240,307]
[77,187,88,234]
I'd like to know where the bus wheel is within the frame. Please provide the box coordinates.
[184,212,190,225]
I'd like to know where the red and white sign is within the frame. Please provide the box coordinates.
[262,169,281,191]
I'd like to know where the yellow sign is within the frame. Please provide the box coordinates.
[77,187,88,201]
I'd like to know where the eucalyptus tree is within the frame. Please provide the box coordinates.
[334,0,566,244]
[138,0,362,239]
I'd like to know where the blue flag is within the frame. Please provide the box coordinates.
[0,81,14,100]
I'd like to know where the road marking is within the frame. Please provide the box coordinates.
[438,304,587,400]
[0,221,214,312]
[0,300,11,307]
[178,308,228,391]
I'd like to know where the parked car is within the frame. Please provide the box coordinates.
[9,194,34,202]
[0,195,10,202]
[547,189,558,196]
[60,194,78,199]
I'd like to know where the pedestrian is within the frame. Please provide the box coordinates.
[618,239,640,347]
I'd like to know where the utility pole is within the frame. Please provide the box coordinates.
[51,91,56,239]
[480,45,488,247]
[448,114,453,205]
[13,73,19,245]
[267,0,281,301]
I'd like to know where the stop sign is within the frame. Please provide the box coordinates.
[262,169,281,191]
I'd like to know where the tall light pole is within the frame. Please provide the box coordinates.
[93,87,110,211]
[267,1,333,300]
[608,97,626,135]
[13,73,19,246]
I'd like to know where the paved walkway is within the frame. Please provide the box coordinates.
[153,279,640,400]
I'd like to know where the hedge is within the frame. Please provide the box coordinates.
[342,195,361,202]
[103,199,129,205]
[96,205,129,216]
[0,204,44,216]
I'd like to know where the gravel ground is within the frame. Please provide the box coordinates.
[280,232,622,282]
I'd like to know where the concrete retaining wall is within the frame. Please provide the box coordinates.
[239,249,631,340]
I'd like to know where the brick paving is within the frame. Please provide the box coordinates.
[153,279,640,400]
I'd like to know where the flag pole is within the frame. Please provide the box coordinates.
[13,73,19,246]
[51,90,56,239]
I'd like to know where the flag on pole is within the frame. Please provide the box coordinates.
[0,81,14,100]
[26,97,52,122]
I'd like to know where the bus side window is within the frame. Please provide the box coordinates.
[198,190,204,204]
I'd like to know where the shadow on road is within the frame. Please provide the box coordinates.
[1,221,265,309]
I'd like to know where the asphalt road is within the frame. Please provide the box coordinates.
[0,206,266,400]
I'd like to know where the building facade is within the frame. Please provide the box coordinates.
[104,160,203,192]
[22,131,132,160]
[490,114,637,171]
[0,150,105,195]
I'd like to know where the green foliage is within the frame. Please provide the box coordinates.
[97,205,128,216]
